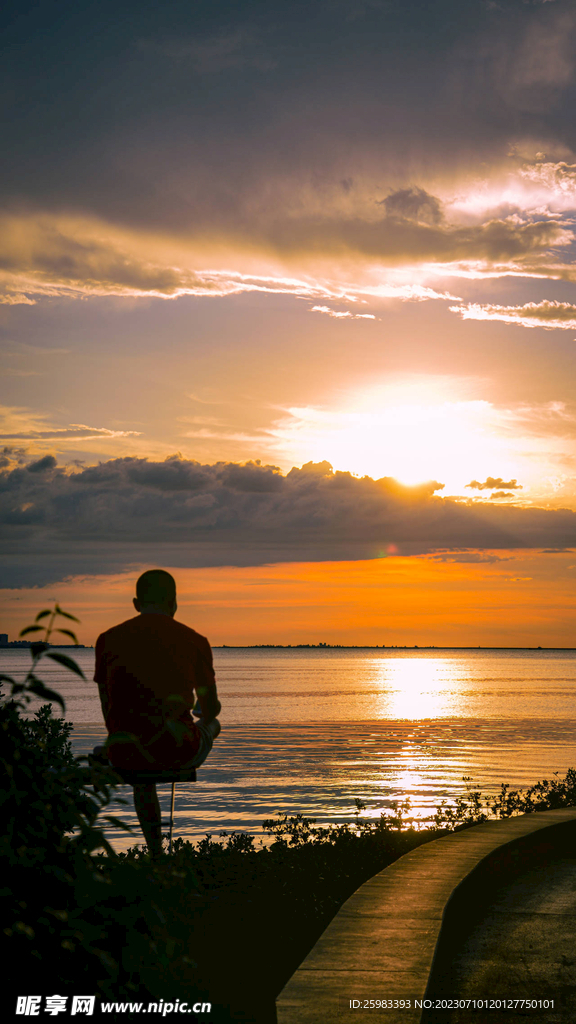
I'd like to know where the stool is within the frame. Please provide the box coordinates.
[92,751,197,855]
[114,768,197,855]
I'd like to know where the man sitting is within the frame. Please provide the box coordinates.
[94,569,221,857]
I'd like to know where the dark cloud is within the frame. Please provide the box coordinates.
[0,1,574,308]
[0,0,575,239]
[380,187,443,226]
[26,455,57,474]
[264,213,566,263]
[0,455,574,587]
[0,446,27,469]
[467,477,523,490]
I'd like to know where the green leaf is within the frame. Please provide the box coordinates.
[55,628,78,643]
[25,679,66,712]
[35,610,53,622]
[54,605,80,622]
[19,625,44,636]
[46,652,86,679]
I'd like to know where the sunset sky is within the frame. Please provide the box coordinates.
[1,0,575,645]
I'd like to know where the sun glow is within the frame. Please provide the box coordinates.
[268,379,537,493]
[375,658,465,719]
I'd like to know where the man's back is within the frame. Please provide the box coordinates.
[95,613,217,769]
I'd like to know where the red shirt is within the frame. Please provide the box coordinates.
[94,613,218,770]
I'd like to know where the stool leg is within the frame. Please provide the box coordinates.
[133,783,162,859]
[169,781,176,855]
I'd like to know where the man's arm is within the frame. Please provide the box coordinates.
[194,640,221,724]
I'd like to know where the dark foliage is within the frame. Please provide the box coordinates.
[433,771,576,828]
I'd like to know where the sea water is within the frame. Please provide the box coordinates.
[3,646,576,852]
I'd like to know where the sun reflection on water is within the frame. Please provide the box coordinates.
[371,658,465,719]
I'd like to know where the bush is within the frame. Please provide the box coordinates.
[433,771,576,829]
[1,607,137,1007]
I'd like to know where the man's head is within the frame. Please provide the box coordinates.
[133,570,177,616]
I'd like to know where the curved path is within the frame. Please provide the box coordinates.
[276,808,576,1024]
[422,853,576,1023]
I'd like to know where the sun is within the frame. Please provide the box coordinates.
[269,377,527,494]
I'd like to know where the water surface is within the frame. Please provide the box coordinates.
[3,647,575,852]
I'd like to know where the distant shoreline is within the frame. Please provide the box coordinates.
[213,645,575,651]
[2,644,574,652]
[0,643,92,650]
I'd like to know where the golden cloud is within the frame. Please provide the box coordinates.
[520,161,576,199]
[0,404,141,443]
[450,299,576,330]
[0,205,572,307]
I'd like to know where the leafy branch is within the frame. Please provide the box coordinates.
[1,604,85,714]
[2,605,135,867]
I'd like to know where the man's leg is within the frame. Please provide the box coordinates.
[185,718,221,769]
[133,783,163,858]
[205,718,221,741]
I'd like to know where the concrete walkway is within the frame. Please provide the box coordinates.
[422,851,576,1023]
[276,809,576,1024]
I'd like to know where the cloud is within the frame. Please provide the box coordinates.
[504,7,575,100]
[311,305,376,320]
[0,424,141,441]
[466,477,523,490]
[380,187,443,226]
[0,213,466,306]
[450,299,576,330]
[520,161,576,199]
[1,0,576,297]
[26,455,58,474]
[0,406,142,449]
[0,292,36,305]
[0,215,227,300]
[261,211,569,265]
[1,0,576,344]
[490,491,516,499]
[0,454,574,587]
[427,551,514,563]
[0,189,572,309]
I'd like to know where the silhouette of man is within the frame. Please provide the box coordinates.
[94,569,221,857]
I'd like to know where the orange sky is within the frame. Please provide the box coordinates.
[2,551,574,648]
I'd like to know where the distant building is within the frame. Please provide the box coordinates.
[0,634,7,646]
